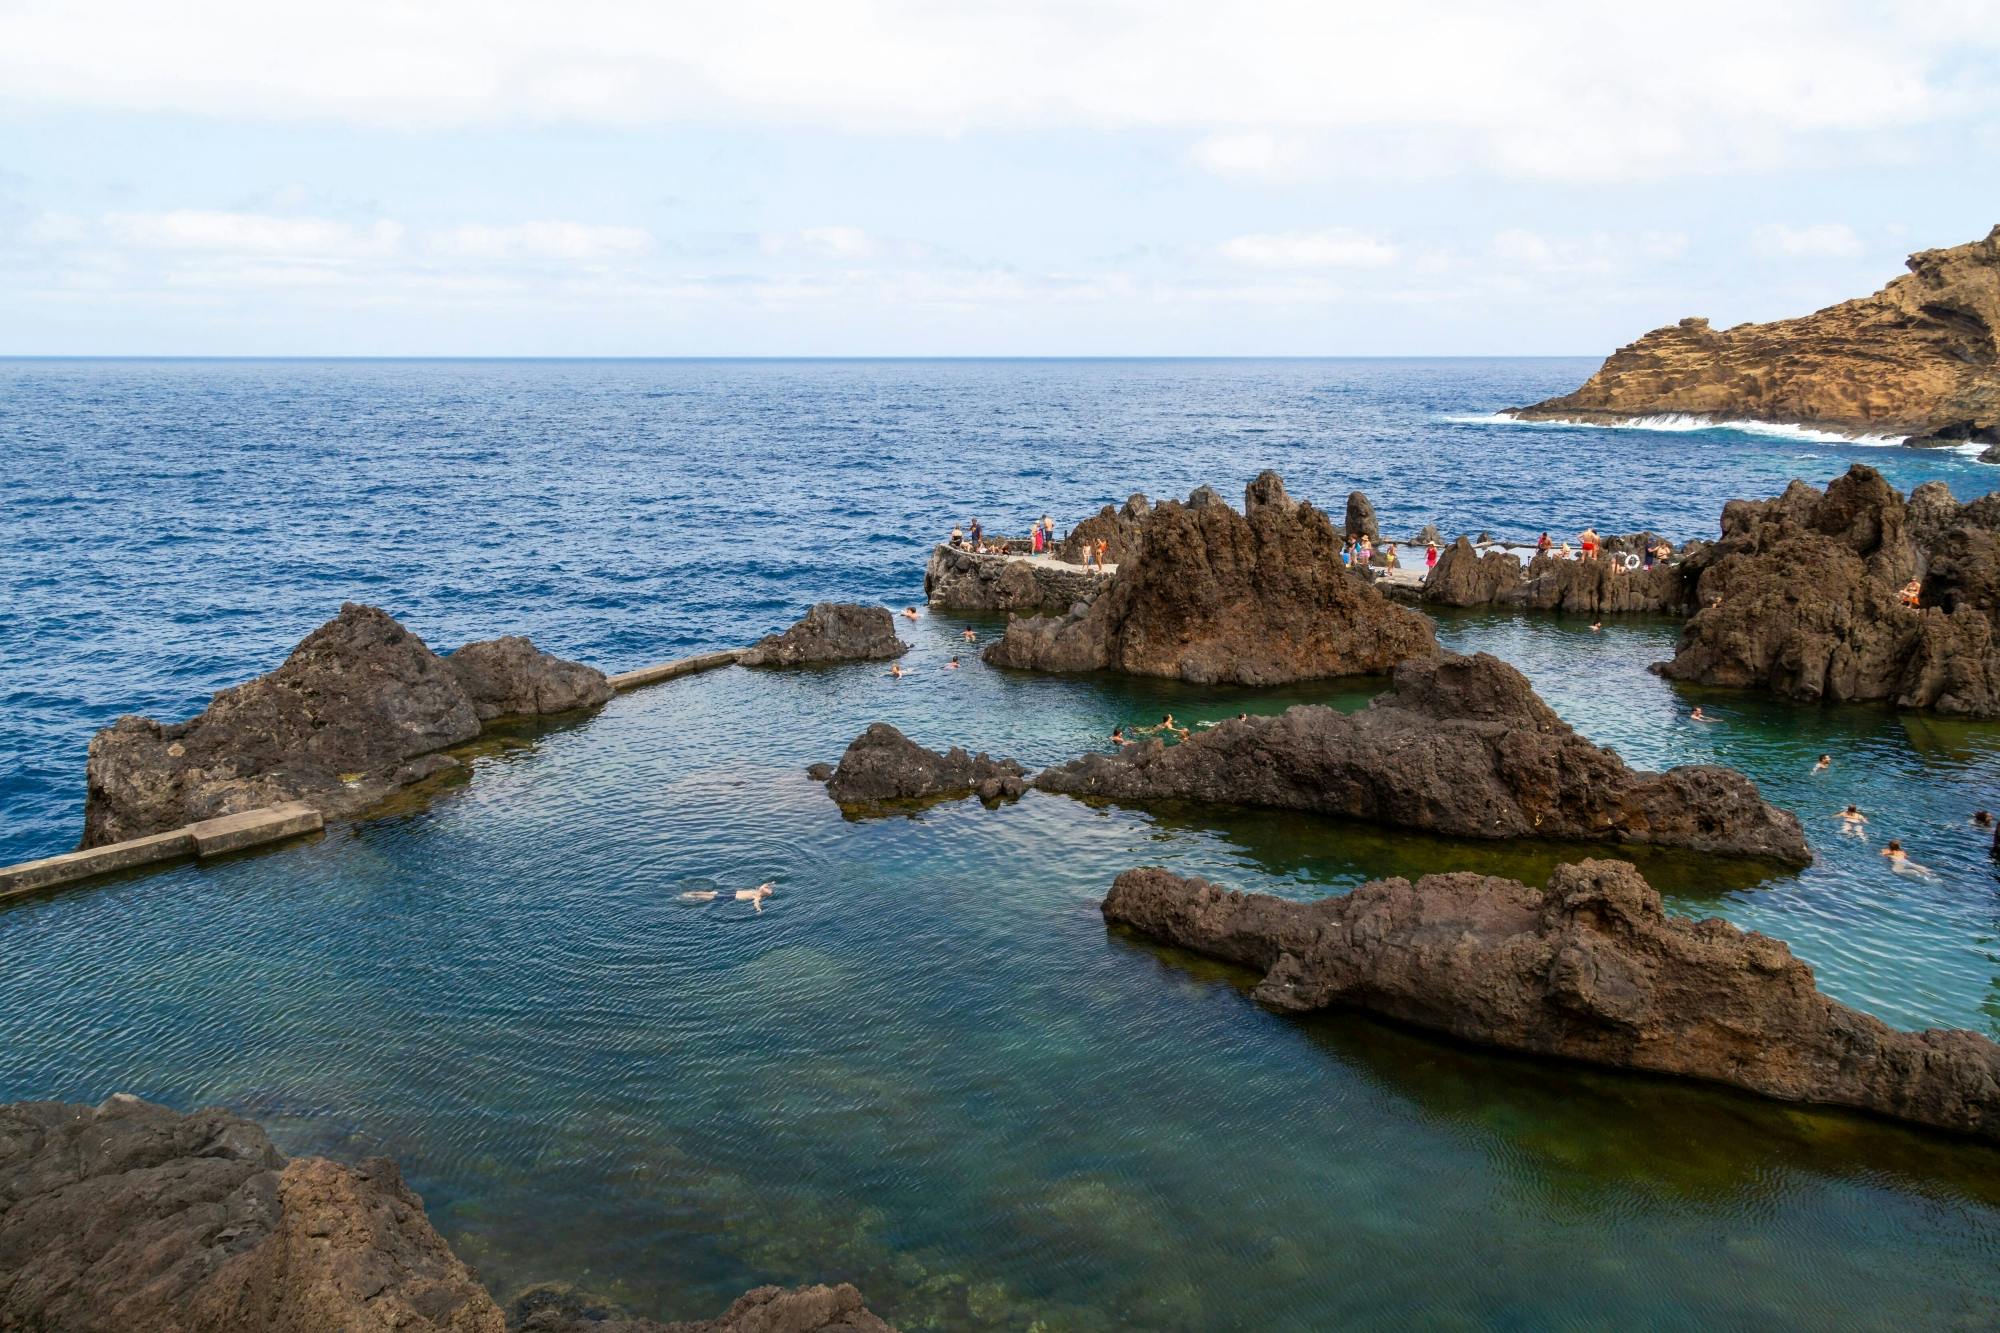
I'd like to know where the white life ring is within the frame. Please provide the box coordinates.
[1619,552,1640,571]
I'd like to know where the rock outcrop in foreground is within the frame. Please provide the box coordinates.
[739,604,907,667]
[1102,861,2000,1142]
[1513,226,2000,446]
[1660,465,2000,714]
[815,723,1029,806]
[922,544,1103,613]
[984,472,1438,684]
[1037,652,1808,862]
[0,1095,891,1332]
[1053,493,1150,566]
[83,604,611,847]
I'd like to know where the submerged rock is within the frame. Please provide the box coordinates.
[0,1096,894,1333]
[984,473,1438,685]
[1036,651,1808,862]
[1512,226,2000,441]
[739,604,907,667]
[818,722,1029,805]
[447,635,614,722]
[1102,860,2000,1143]
[1659,464,2000,714]
[81,605,614,847]
[512,1281,891,1333]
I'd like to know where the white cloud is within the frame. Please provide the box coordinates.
[0,2,1992,181]
[762,225,875,259]
[1220,228,1398,268]
[1752,222,1866,259]
[430,221,651,261]
[105,210,405,257]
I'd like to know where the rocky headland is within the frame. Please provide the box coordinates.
[1053,493,1150,565]
[1102,860,2000,1142]
[1420,536,1700,615]
[1512,226,2000,449]
[983,472,1438,684]
[738,604,907,668]
[1659,465,2000,713]
[1036,651,1808,862]
[0,1095,891,1332]
[812,723,1030,806]
[83,604,612,848]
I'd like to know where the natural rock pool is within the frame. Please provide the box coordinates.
[4,359,1999,1327]
[5,609,1998,1328]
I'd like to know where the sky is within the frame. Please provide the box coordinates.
[1,0,1997,356]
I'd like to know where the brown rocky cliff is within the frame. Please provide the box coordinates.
[1514,226,2000,443]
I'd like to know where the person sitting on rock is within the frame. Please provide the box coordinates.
[949,523,964,546]
[1899,578,1922,607]
[1558,540,1572,560]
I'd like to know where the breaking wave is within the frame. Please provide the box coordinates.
[1444,411,1918,448]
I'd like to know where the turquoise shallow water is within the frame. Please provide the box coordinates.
[3,360,2000,1328]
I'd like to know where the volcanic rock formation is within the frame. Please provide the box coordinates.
[1036,651,1808,862]
[1053,493,1150,565]
[1101,860,2000,1142]
[1343,491,1380,542]
[983,472,1438,684]
[1658,465,2000,713]
[82,604,610,847]
[738,604,908,667]
[1421,536,1697,614]
[922,544,1104,613]
[1513,226,2000,444]
[0,1095,893,1332]
[816,722,1029,806]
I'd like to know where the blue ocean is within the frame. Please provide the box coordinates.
[4,358,1998,1329]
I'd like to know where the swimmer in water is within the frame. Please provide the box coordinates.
[888,662,905,679]
[1881,841,1937,879]
[1110,726,1129,747]
[1974,810,1993,828]
[1690,706,1716,723]
[678,889,719,902]
[1589,622,1601,632]
[1197,712,1252,730]
[902,606,920,620]
[962,627,977,642]
[1813,754,1831,773]
[945,656,960,669]
[1141,713,1189,741]
[735,882,775,912]
[1836,805,1868,838]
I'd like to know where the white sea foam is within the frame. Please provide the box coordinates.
[1444,411,1912,448]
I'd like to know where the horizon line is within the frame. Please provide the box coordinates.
[0,353,1599,362]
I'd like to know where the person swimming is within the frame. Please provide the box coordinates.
[735,882,776,911]
[1690,706,1716,722]
[1589,621,1601,632]
[888,662,905,678]
[1142,713,1188,740]
[678,889,719,901]
[1837,805,1868,838]
[902,606,920,620]
[1880,841,1937,879]
[945,656,960,669]
[961,627,977,642]
[1110,726,1129,747]
[1975,810,1994,827]
[1813,754,1831,773]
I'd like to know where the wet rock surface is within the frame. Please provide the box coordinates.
[1514,226,2000,441]
[0,1096,894,1333]
[984,472,1438,685]
[82,603,608,847]
[447,635,614,722]
[1659,465,2000,714]
[1036,651,1808,861]
[1102,860,2000,1142]
[739,604,908,668]
[511,1281,891,1333]
[818,723,1029,806]
[922,544,1104,613]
